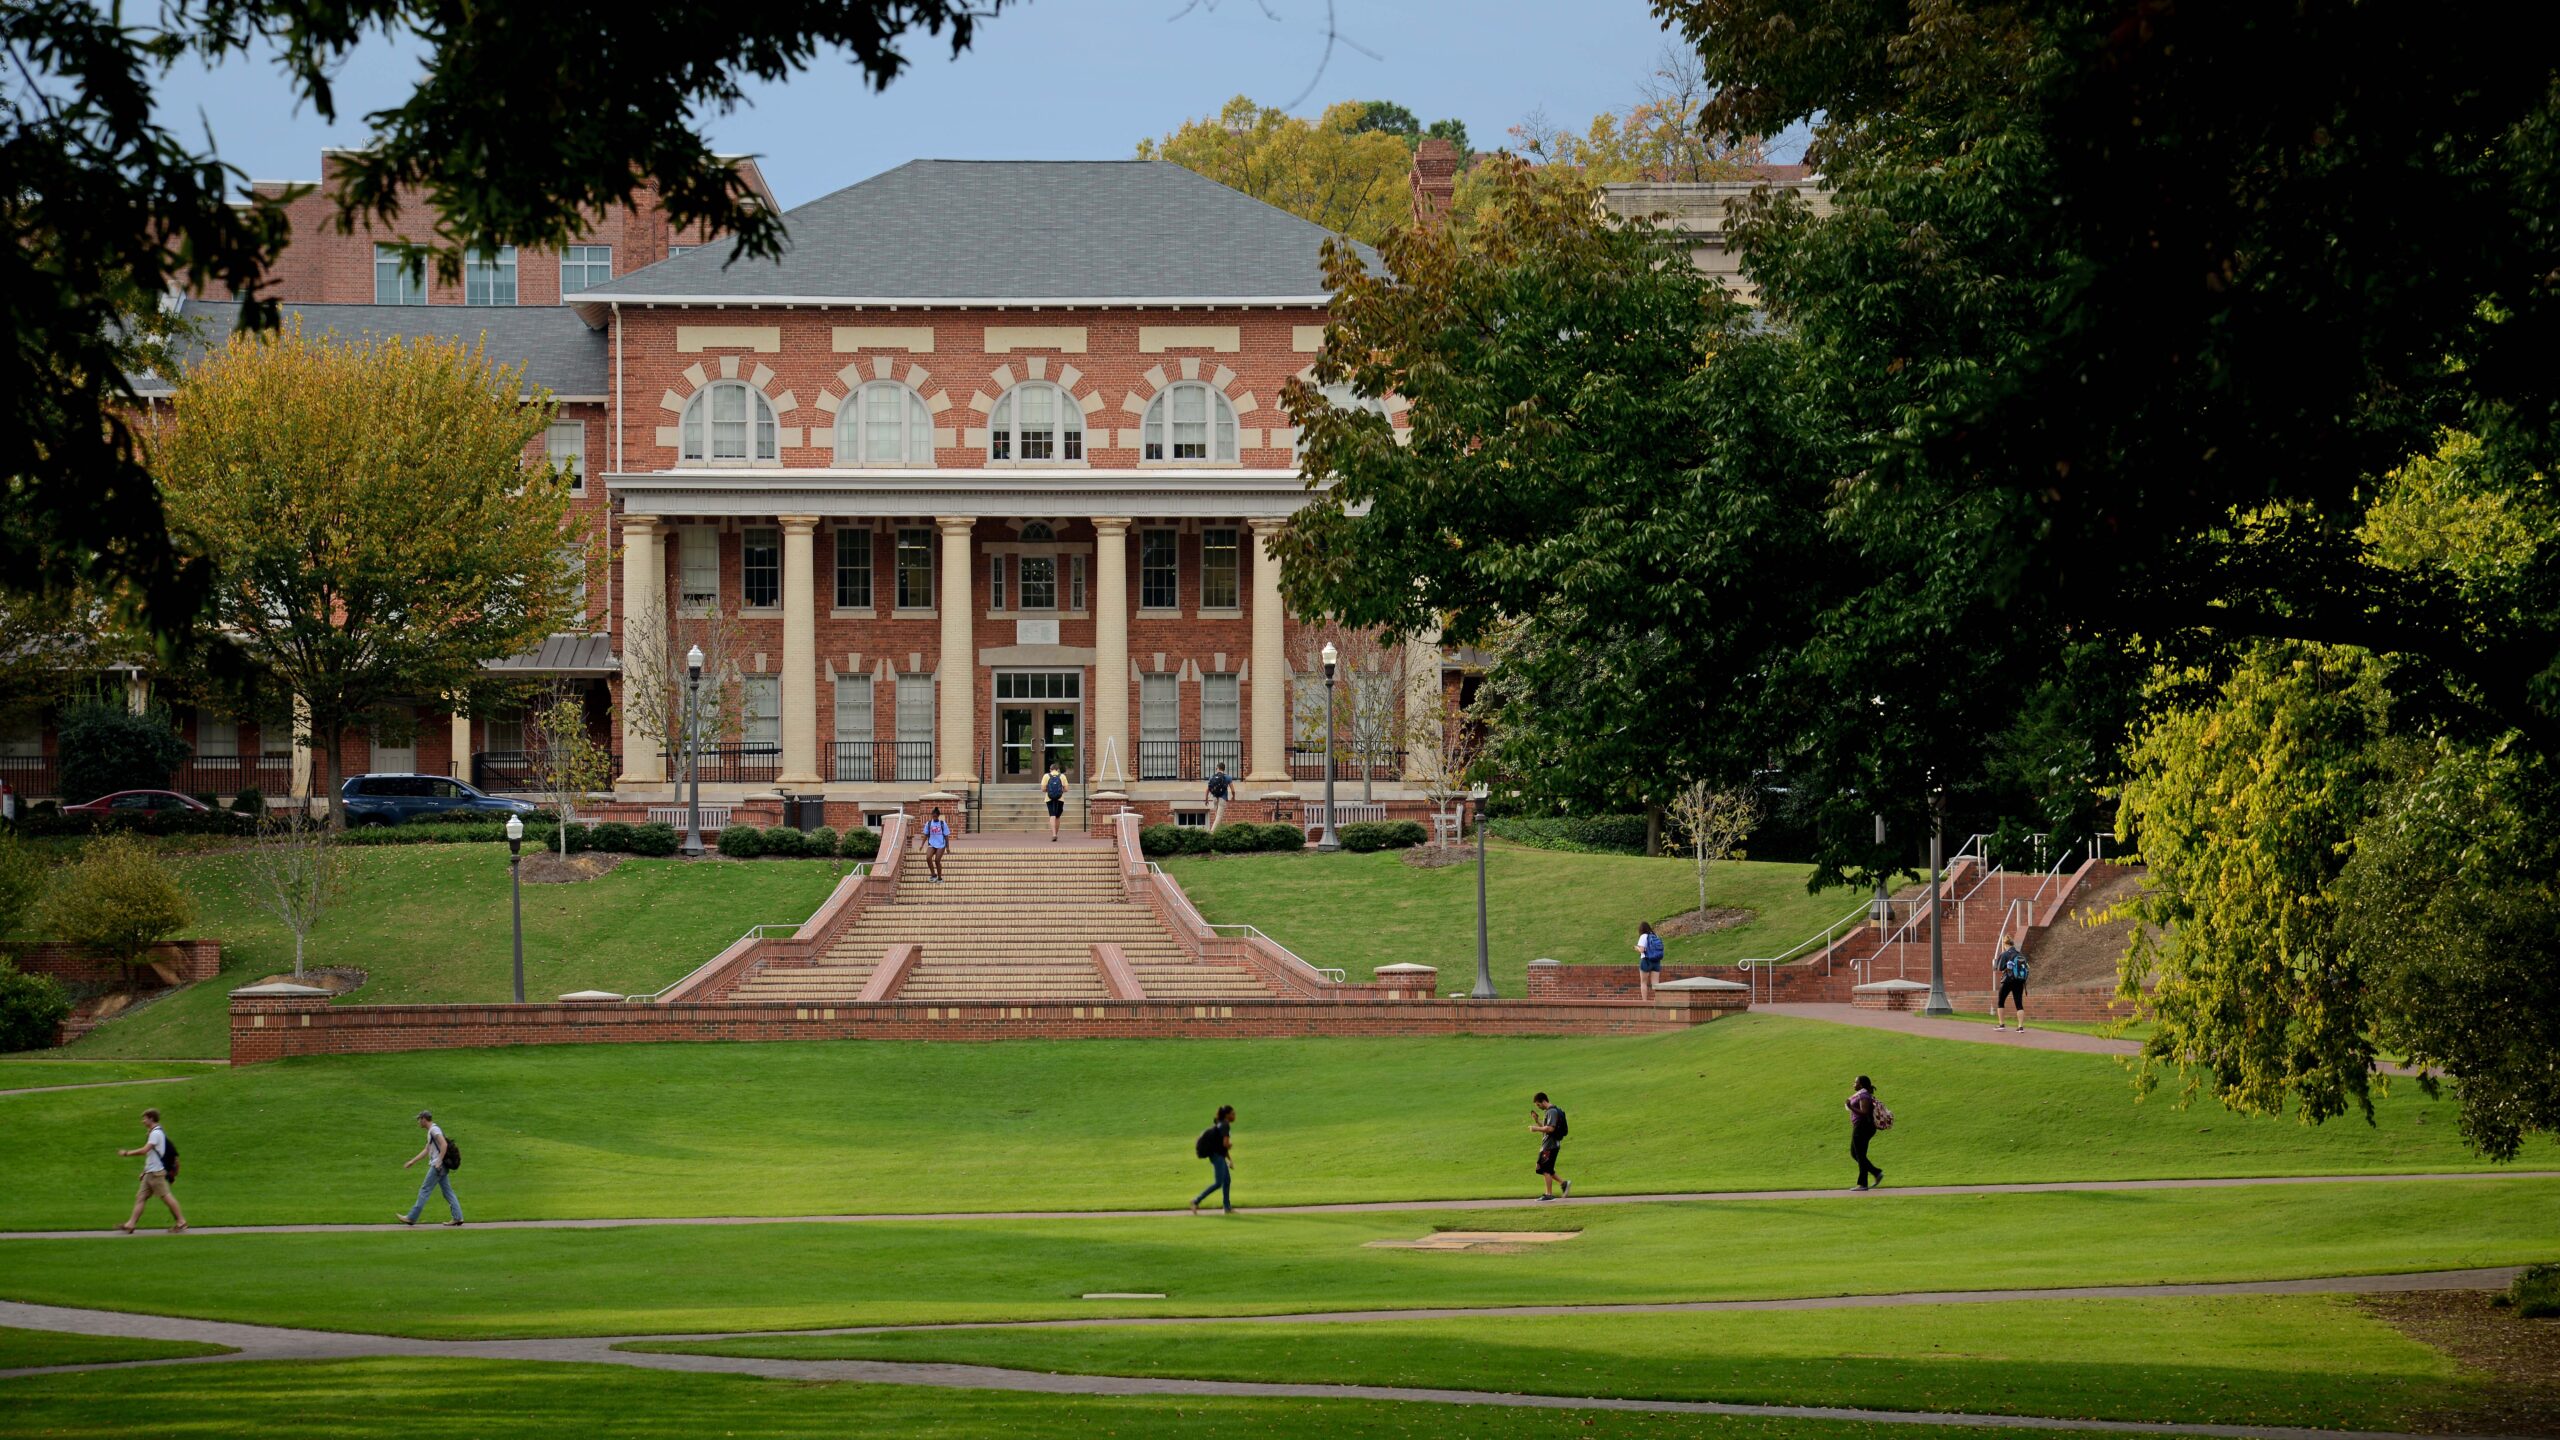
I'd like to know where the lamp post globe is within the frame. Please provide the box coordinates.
[503,813,526,1004]
[1316,641,1341,852]
[682,644,706,857]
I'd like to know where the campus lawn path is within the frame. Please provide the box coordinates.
[1,1179,2551,1338]
[2,1018,2550,1230]
[0,1323,232,1368]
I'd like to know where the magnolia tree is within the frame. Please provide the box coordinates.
[1668,781,1761,920]
[530,694,614,855]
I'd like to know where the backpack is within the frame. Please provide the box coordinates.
[1046,774,1066,800]
[1875,1103,1896,1131]
[159,1133,180,1183]
[1545,1107,1568,1143]
[1194,1126,1224,1159]
[1208,772,1230,798]
[440,1133,462,1173]
[2004,949,2030,982]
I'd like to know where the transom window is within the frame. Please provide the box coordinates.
[680,382,779,464]
[1020,521,1054,541]
[989,383,1084,463]
[373,245,425,305]
[836,381,936,467]
[559,245,612,295]
[464,246,517,306]
[1143,382,1238,463]
[995,671,1081,701]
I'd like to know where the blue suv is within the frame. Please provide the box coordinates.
[340,773,537,827]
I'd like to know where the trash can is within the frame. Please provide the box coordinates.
[783,795,824,831]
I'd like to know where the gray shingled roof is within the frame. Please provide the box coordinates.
[582,160,1379,304]
[485,633,619,675]
[137,298,609,397]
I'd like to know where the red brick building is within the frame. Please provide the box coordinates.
[6,154,1459,831]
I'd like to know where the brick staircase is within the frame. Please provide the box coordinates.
[723,845,1275,1005]
[973,786,1086,835]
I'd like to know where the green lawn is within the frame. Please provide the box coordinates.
[3,1179,2551,1338]
[1163,844,1859,991]
[0,1059,227,1088]
[64,849,847,1058]
[0,1323,233,1368]
[639,1293,2485,1431]
[2,1017,2544,1230]
[0,1358,2106,1440]
[1942,1012,2152,1041]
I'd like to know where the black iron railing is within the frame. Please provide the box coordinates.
[659,742,782,785]
[1287,746,1406,782]
[0,756,58,800]
[829,740,935,783]
[1136,738,1245,783]
[172,756,294,797]
[473,750,623,793]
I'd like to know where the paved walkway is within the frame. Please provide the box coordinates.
[8,1170,2550,1241]
[1759,1003,2142,1054]
[0,1075,202,1099]
[0,1270,2534,1440]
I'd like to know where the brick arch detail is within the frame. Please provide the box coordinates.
[652,358,802,455]
[814,359,958,459]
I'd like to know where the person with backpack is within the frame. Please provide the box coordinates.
[396,1109,464,1227]
[1633,921,1666,1000]
[1846,1075,1887,1190]
[1992,937,2031,1031]
[1529,1091,1571,1201]
[921,806,950,883]
[1205,763,1232,831]
[117,1107,185,1233]
[1190,1104,1236,1214]
[1043,762,1069,841]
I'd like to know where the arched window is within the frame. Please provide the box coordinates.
[1019,520,1055,541]
[1292,381,1390,462]
[1142,382,1238,463]
[989,382,1084,462]
[835,381,935,467]
[679,382,778,464]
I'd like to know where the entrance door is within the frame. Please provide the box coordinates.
[998,706,1039,781]
[371,736,417,773]
[992,670,1084,784]
[1040,708,1079,782]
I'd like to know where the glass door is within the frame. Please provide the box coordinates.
[998,706,1038,781]
[1040,708,1079,782]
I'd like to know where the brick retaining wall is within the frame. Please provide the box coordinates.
[229,987,1749,1063]
[1525,960,1857,1003]
[8,939,222,988]
[1947,987,2142,1023]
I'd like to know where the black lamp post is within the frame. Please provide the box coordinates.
[1470,786,1496,998]
[504,813,526,1003]
[1316,641,1341,852]
[1923,769,1953,1015]
[682,643,705,857]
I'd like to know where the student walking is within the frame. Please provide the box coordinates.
[397,1110,464,1226]
[1529,1091,1571,1200]
[1992,938,2030,1031]
[1190,1104,1236,1214]
[1634,921,1665,1000]
[922,806,951,882]
[117,1107,186,1233]
[1846,1074,1886,1190]
[1205,763,1232,831]
[1043,763,1068,841]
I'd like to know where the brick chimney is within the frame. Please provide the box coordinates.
[1410,138,1458,227]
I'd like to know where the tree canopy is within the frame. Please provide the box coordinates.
[1137,97,1444,247]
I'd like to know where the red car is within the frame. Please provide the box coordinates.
[61,790,220,817]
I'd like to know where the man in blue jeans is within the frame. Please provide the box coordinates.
[1191,1105,1236,1214]
[396,1109,463,1226]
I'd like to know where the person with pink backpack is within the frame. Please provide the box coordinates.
[1846,1075,1891,1190]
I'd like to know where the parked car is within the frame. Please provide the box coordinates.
[340,773,537,827]
[60,789,239,822]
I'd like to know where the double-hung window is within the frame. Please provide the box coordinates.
[834,676,875,779]
[895,673,935,780]
[196,716,239,760]
[559,245,612,295]
[838,382,934,467]
[1200,527,1240,610]
[740,527,780,609]
[372,245,425,305]
[680,383,779,465]
[464,246,518,306]
[895,527,934,610]
[679,526,720,611]
[486,709,526,757]
[546,421,585,495]
[1017,555,1057,611]
[834,528,873,610]
[1202,674,1241,775]
[1142,383,1239,462]
[1140,528,1179,610]
[1140,673,1179,780]
[990,554,1008,611]
[741,677,781,750]
[988,383,1083,462]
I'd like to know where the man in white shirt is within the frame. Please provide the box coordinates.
[117,1107,186,1233]
[396,1109,464,1226]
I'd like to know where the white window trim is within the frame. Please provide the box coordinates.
[832,525,876,615]
[1142,382,1241,466]
[1137,527,1182,616]
[546,421,586,496]
[738,525,783,612]
[836,381,937,469]
[679,381,784,468]
[986,382,1087,467]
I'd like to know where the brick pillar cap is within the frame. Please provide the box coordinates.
[230,982,331,998]
[1375,963,1438,976]
[1527,957,1563,967]
[1657,976,1749,992]
[559,990,626,1003]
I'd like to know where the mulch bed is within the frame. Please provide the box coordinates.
[520,851,626,884]
[2358,1289,2560,1436]
[1655,906,1754,939]
[1401,843,1474,869]
[247,966,367,995]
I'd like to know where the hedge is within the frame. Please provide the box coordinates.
[1486,813,1651,854]
[1339,820,1428,852]
[716,825,764,859]
[1144,821,1305,857]
[0,962,74,1052]
[6,810,257,839]
[840,827,882,861]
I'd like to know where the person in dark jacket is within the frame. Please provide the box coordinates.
[1846,1075,1885,1190]
[1191,1105,1236,1214]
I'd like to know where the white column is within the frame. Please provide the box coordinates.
[934,516,978,786]
[778,514,821,786]
[1246,518,1290,787]
[289,696,313,802]
[1091,517,1131,789]
[1402,623,1443,783]
[617,518,667,785]
[450,707,472,781]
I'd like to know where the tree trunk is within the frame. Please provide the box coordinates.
[293,930,305,980]
[1645,803,1664,858]
[1696,837,1708,917]
[318,723,347,829]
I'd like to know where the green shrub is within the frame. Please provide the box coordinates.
[840,827,881,861]
[11,809,251,839]
[759,826,808,858]
[1487,813,1651,854]
[626,822,680,858]
[37,833,193,977]
[55,697,189,804]
[230,787,266,816]
[805,826,839,857]
[1141,823,1217,857]
[1256,822,1309,851]
[1337,820,1426,853]
[590,821,635,853]
[0,961,73,1052]
[2508,1262,2560,1318]
[339,820,558,847]
[0,832,46,938]
[716,824,764,859]
[1209,822,1265,853]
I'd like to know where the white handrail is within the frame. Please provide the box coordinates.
[1206,923,1346,984]
[622,919,807,1004]
[2030,845,2078,915]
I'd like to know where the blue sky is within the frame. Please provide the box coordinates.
[148,0,1764,209]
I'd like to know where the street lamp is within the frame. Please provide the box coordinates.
[1316,641,1341,852]
[682,643,705,857]
[1470,784,1496,998]
[504,813,526,1003]
[1923,769,1953,1016]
